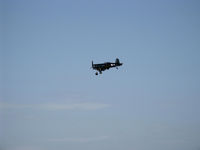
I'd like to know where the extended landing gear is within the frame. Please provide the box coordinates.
[95,71,102,75]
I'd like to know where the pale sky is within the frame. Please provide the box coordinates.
[1,0,200,150]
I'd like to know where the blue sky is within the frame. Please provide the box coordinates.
[1,0,200,150]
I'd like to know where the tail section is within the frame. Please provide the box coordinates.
[115,58,120,64]
[115,58,123,66]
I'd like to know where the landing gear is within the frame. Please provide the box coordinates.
[95,71,102,75]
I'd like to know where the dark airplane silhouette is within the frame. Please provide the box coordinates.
[92,58,123,75]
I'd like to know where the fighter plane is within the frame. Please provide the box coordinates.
[92,58,123,75]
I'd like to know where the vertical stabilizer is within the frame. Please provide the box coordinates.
[115,58,120,64]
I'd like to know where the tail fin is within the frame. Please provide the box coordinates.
[115,58,120,64]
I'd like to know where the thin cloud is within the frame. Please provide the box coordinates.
[5,146,45,150]
[0,102,110,111]
[48,136,109,143]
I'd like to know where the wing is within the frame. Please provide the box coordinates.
[93,63,110,71]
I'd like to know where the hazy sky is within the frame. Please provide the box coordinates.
[1,0,200,150]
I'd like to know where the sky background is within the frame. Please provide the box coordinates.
[1,0,200,150]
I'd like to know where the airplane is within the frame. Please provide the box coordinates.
[91,58,123,75]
